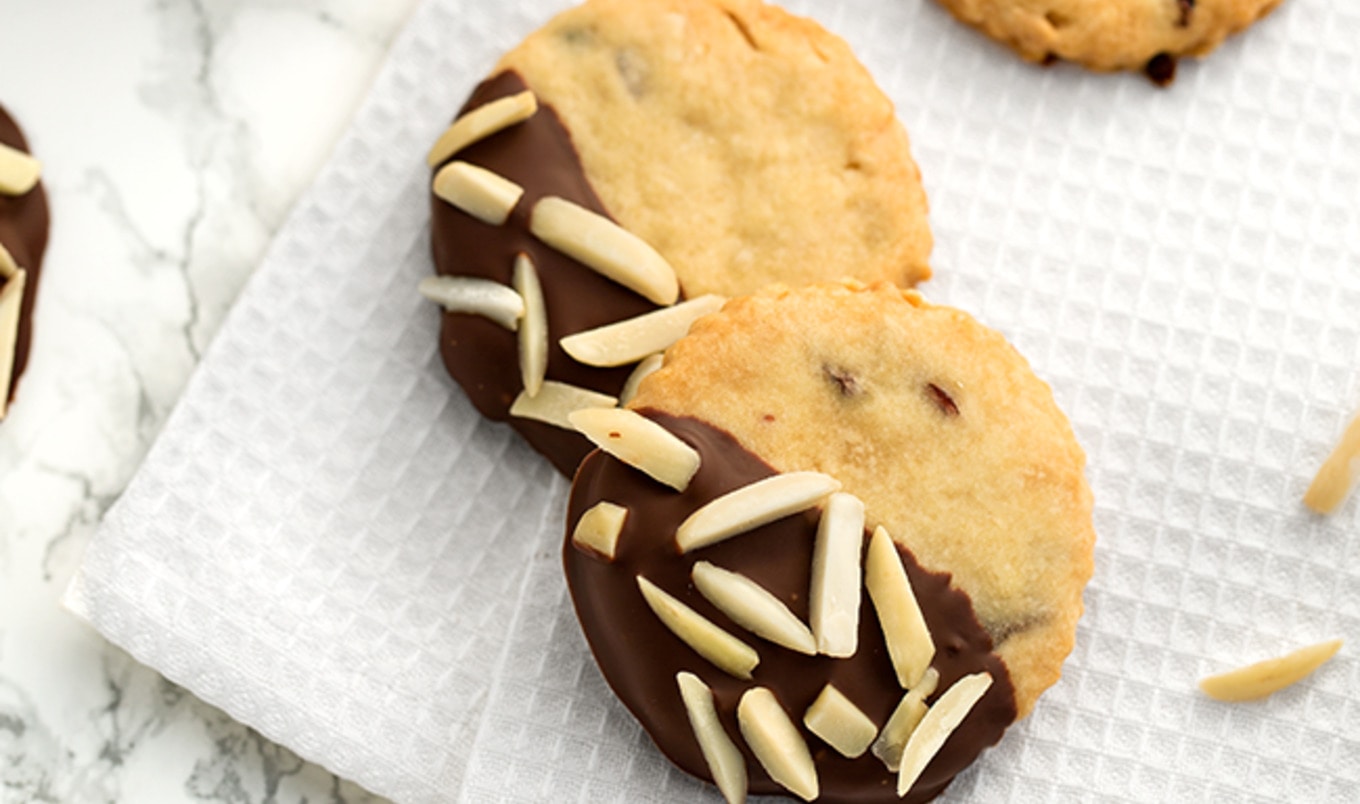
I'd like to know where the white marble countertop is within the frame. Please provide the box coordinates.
[0,0,420,800]
[5,0,1359,802]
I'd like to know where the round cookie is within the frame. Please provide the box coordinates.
[934,0,1285,84]
[629,281,1095,717]
[0,104,50,418]
[564,281,1094,802]
[429,0,933,475]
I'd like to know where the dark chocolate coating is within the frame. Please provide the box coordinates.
[566,413,1017,803]
[430,72,660,475]
[0,105,50,406]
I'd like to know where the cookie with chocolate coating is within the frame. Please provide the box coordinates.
[428,0,932,475]
[566,282,1094,801]
[934,0,1284,83]
[0,105,50,419]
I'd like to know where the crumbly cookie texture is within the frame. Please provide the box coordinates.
[934,0,1284,80]
[497,0,932,295]
[630,281,1096,717]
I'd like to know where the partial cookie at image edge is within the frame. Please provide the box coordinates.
[932,0,1286,84]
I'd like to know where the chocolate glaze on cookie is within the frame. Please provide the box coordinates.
[566,412,1017,803]
[0,105,50,406]
[430,73,660,475]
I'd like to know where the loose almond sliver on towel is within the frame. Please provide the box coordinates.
[1304,414,1360,515]
[1199,639,1344,702]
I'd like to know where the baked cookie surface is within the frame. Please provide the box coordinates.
[564,281,1094,801]
[627,281,1095,719]
[0,105,50,416]
[496,0,932,296]
[428,0,932,474]
[934,0,1284,82]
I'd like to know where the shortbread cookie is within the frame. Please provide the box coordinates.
[934,0,1285,84]
[565,282,1094,801]
[428,0,932,475]
[0,105,49,418]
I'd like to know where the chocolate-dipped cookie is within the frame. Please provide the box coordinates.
[425,0,933,475]
[0,104,50,419]
[565,281,1095,802]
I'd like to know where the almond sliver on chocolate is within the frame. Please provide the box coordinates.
[426,90,537,167]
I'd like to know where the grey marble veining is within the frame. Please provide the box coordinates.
[0,0,420,800]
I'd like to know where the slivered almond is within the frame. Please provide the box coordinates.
[619,353,663,406]
[417,275,523,330]
[803,685,876,759]
[737,688,818,802]
[0,269,26,420]
[560,295,725,367]
[530,196,679,305]
[1199,639,1344,702]
[871,668,939,773]
[426,90,537,167]
[897,672,993,796]
[872,692,926,773]
[809,492,864,658]
[433,161,523,225]
[572,501,628,560]
[677,672,748,804]
[691,561,815,655]
[0,142,41,196]
[509,381,616,430]
[676,472,842,553]
[569,407,700,491]
[637,576,758,680]
[0,241,17,280]
[913,666,941,698]
[512,254,547,396]
[1304,415,1360,515]
[866,526,935,688]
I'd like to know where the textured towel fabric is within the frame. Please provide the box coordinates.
[69,0,1360,802]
